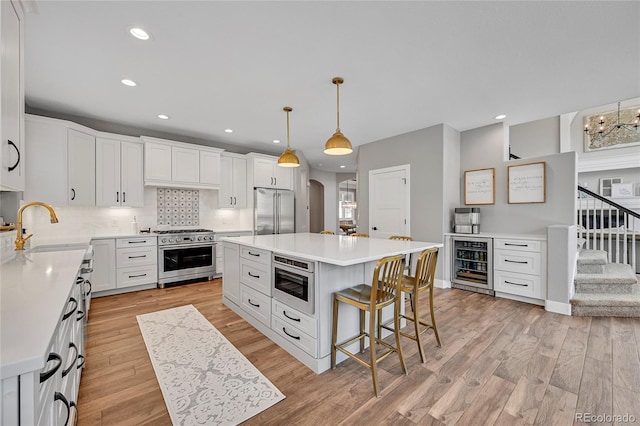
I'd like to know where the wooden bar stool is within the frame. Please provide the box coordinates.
[331,254,407,397]
[351,232,369,238]
[379,247,441,363]
[320,230,335,235]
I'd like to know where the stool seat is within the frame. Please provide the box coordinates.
[335,284,394,305]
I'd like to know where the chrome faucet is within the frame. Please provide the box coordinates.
[15,202,59,251]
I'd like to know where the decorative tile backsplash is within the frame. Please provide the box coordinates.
[157,188,200,226]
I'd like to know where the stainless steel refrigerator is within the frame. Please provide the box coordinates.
[254,188,295,235]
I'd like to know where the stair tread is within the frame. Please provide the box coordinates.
[571,285,640,307]
[574,263,637,285]
[577,249,608,265]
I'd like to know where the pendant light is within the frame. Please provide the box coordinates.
[277,106,300,168]
[324,77,353,155]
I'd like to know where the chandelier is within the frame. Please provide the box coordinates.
[584,101,640,139]
[342,179,357,209]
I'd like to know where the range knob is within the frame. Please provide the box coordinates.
[198,236,203,241]
[161,238,167,243]
[169,237,175,243]
[207,236,213,241]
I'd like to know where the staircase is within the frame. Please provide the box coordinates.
[570,245,640,317]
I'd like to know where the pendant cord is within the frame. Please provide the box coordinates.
[336,83,341,132]
[286,109,291,149]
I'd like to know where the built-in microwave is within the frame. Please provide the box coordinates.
[272,254,315,315]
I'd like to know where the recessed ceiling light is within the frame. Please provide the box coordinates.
[157,114,169,120]
[273,139,281,144]
[340,165,346,169]
[495,114,506,120]
[224,129,233,133]
[129,27,150,40]
[121,79,137,87]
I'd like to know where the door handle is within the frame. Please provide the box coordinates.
[123,192,126,203]
[372,226,378,230]
[71,188,76,200]
[116,192,119,203]
[7,140,20,172]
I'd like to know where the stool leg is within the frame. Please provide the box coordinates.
[369,306,381,397]
[430,287,442,347]
[359,309,365,353]
[413,290,426,363]
[331,296,339,369]
[394,295,408,375]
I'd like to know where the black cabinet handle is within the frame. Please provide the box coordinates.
[128,240,147,244]
[63,297,78,321]
[128,273,147,278]
[504,280,528,287]
[77,354,85,369]
[70,188,76,201]
[62,342,79,377]
[85,279,92,296]
[128,255,147,259]
[283,311,301,322]
[248,272,260,278]
[282,327,301,340]
[77,309,85,322]
[248,299,260,308]
[116,192,119,202]
[230,196,233,205]
[123,191,126,203]
[372,226,378,230]
[233,196,236,205]
[40,352,62,383]
[505,243,528,247]
[54,392,74,426]
[248,251,260,257]
[505,259,528,264]
[7,140,20,172]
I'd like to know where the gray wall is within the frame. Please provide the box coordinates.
[509,116,560,159]
[461,123,577,235]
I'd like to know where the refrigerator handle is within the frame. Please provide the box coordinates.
[277,193,281,234]
[273,193,278,234]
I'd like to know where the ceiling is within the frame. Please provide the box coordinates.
[23,1,640,173]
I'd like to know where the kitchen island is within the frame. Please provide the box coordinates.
[221,233,442,373]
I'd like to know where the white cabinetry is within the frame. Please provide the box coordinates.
[236,245,272,326]
[0,0,25,191]
[91,239,116,293]
[96,137,143,207]
[25,116,96,206]
[222,242,240,305]
[494,238,546,303]
[92,237,158,296]
[142,136,223,188]
[248,153,292,190]
[214,231,252,275]
[218,153,247,208]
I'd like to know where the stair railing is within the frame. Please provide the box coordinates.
[577,185,638,273]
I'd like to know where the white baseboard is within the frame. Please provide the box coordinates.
[436,278,451,289]
[545,300,572,316]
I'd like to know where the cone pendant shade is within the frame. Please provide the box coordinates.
[324,77,353,155]
[278,106,300,167]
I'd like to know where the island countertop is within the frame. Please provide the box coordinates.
[1,249,86,379]
[221,233,443,266]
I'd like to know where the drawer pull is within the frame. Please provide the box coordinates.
[85,279,92,296]
[62,297,78,321]
[128,240,147,244]
[504,280,528,287]
[128,255,147,259]
[505,259,528,264]
[77,354,86,369]
[505,243,528,247]
[282,327,301,340]
[248,272,260,278]
[62,343,79,378]
[128,273,147,278]
[40,352,62,383]
[248,251,260,257]
[54,392,76,426]
[77,309,86,322]
[248,299,260,308]
[283,311,301,322]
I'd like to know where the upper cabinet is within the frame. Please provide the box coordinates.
[248,153,292,190]
[0,0,25,191]
[142,136,223,189]
[219,153,247,208]
[96,137,144,207]
[67,129,96,205]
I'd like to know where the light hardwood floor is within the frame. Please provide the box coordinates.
[77,279,640,425]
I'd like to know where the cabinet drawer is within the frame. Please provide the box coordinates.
[116,246,156,268]
[272,317,317,357]
[116,237,156,248]
[494,270,541,299]
[272,299,317,338]
[116,265,158,288]
[240,259,271,295]
[494,239,541,253]
[494,249,540,275]
[240,246,270,266]
[240,284,271,327]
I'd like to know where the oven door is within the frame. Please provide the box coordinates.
[158,243,216,281]
[272,263,314,315]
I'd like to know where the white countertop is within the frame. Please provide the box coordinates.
[222,233,443,266]
[1,248,87,379]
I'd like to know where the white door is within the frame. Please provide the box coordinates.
[369,165,410,239]
[231,156,247,207]
[172,146,199,183]
[199,150,221,186]
[95,138,120,206]
[120,141,144,207]
[144,142,171,182]
[219,154,234,208]
[68,129,95,205]
[253,157,275,187]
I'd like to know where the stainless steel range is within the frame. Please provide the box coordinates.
[155,229,216,288]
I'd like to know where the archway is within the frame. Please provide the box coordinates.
[309,179,325,233]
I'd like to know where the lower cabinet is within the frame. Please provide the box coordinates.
[493,238,546,301]
[214,231,252,276]
[91,236,158,295]
[240,284,271,326]
[271,300,318,357]
[222,242,240,305]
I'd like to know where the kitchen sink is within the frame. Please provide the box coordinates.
[27,243,90,253]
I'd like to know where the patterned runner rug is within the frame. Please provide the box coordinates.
[137,304,285,425]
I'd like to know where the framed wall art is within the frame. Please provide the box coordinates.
[508,162,546,204]
[464,168,495,205]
